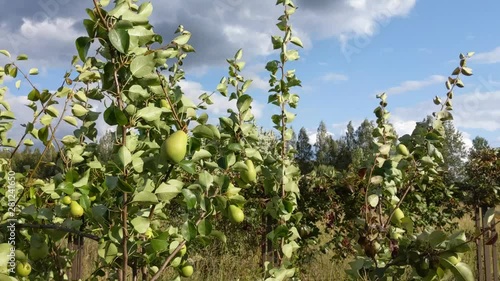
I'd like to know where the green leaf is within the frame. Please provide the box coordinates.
[132,156,143,173]
[27,89,40,101]
[379,144,391,155]
[151,239,169,253]
[370,176,383,185]
[461,67,473,76]
[181,220,197,241]
[75,37,91,62]
[207,124,221,139]
[8,65,17,77]
[168,240,180,254]
[130,54,155,78]
[131,217,150,233]
[442,261,474,281]
[192,149,212,162]
[132,191,158,204]
[0,110,14,119]
[173,33,191,45]
[72,104,88,117]
[63,116,78,127]
[428,230,447,247]
[0,50,11,57]
[136,106,162,121]
[245,148,263,162]
[155,181,182,202]
[290,36,303,48]
[182,189,197,209]
[192,125,214,139]
[109,28,130,54]
[197,219,212,236]
[282,243,293,259]
[40,114,52,126]
[128,26,155,46]
[117,177,135,193]
[198,171,213,189]
[285,49,299,61]
[100,0,110,7]
[98,242,118,264]
[45,105,59,117]
[17,54,28,60]
[210,230,227,243]
[113,106,128,126]
[117,146,132,168]
[23,139,34,146]
[15,80,21,89]
[234,49,243,60]
[367,194,379,207]
[28,68,39,75]
[179,160,196,174]
[237,94,252,112]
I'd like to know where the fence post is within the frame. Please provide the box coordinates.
[476,207,485,281]
[483,206,492,281]
[68,233,84,280]
[477,206,499,281]
[490,216,498,281]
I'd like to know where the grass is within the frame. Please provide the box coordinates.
[69,213,499,281]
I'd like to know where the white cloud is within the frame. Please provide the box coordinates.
[20,18,77,42]
[390,89,500,148]
[307,131,334,146]
[382,75,446,95]
[392,90,500,131]
[0,0,417,68]
[471,47,500,64]
[320,72,349,82]
[222,24,272,57]
[391,117,417,136]
[453,91,500,131]
[0,18,83,67]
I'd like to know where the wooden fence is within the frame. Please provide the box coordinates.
[475,206,499,281]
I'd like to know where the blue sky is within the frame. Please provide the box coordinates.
[1,0,500,148]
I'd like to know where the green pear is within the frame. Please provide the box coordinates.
[228,205,244,223]
[163,131,187,164]
[241,159,256,183]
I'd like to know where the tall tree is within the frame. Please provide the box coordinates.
[355,120,374,149]
[472,136,490,151]
[97,130,116,163]
[354,119,374,166]
[441,121,468,183]
[314,121,331,166]
[289,127,297,153]
[345,121,356,152]
[295,127,314,174]
[327,137,340,167]
[334,122,356,170]
[419,116,467,184]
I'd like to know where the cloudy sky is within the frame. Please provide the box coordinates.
[1,0,500,149]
